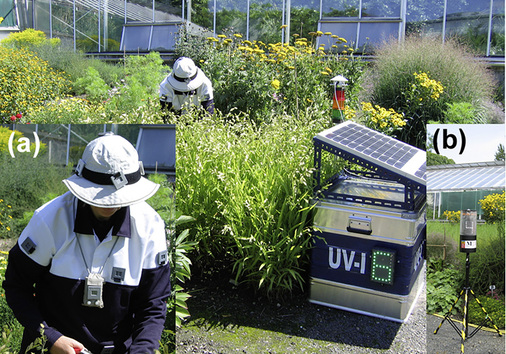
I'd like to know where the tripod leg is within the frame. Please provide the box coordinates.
[460,289,469,353]
[434,289,464,335]
[468,289,503,337]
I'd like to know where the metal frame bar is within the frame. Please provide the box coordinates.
[313,139,425,211]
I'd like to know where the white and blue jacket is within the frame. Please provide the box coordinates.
[3,191,171,353]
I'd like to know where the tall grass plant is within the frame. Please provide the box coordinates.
[362,36,499,147]
[175,109,330,296]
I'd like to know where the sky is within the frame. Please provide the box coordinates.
[427,124,505,164]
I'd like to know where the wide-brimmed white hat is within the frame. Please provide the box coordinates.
[63,133,159,208]
[167,57,205,91]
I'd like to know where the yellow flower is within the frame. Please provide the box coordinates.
[217,34,227,39]
[271,79,281,90]
[233,34,243,38]
[280,25,288,29]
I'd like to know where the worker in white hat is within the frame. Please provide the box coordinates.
[4,133,170,354]
[159,56,214,120]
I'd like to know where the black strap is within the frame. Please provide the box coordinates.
[174,72,197,82]
[174,89,197,95]
[81,167,141,185]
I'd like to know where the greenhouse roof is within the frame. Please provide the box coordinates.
[427,161,505,192]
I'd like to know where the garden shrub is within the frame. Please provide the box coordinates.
[442,210,461,223]
[0,28,60,49]
[0,46,71,122]
[426,259,464,315]
[362,36,497,148]
[73,66,110,103]
[443,102,488,124]
[29,44,122,90]
[468,295,505,329]
[479,191,505,224]
[468,226,505,295]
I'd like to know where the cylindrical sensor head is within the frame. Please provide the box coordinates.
[460,209,477,253]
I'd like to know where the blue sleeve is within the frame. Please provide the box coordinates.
[129,262,171,353]
[3,244,63,349]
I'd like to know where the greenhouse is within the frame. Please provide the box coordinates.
[0,0,503,58]
[427,161,505,220]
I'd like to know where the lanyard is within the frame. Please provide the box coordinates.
[75,233,120,276]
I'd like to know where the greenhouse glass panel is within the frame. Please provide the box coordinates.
[446,0,490,55]
[405,0,444,36]
[74,2,101,52]
[150,23,179,51]
[121,25,150,51]
[249,0,283,43]
[33,0,51,35]
[49,1,76,46]
[358,21,399,51]
[491,0,505,56]
[361,0,401,18]
[0,0,17,27]
[319,21,357,48]
[321,0,359,17]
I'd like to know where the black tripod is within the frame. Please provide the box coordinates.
[434,253,502,353]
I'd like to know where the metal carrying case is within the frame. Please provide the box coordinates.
[310,121,427,323]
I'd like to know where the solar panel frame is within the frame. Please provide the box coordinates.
[313,121,426,211]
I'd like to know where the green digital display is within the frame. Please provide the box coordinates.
[371,248,395,285]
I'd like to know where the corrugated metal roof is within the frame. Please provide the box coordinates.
[427,161,505,191]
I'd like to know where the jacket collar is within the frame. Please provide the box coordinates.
[74,199,131,238]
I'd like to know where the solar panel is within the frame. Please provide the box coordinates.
[315,121,426,186]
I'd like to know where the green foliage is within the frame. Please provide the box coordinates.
[495,144,505,162]
[176,30,366,125]
[145,174,195,341]
[0,153,70,233]
[100,52,167,120]
[0,28,60,49]
[442,210,461,223]
[479,191,505,224]
[363,36,497,148]
[441,102,488,124]
[0,46,71,122]
[31,45,122,88]
[0,251,23,352]
[468,295,505,329]
[25,52,167,124]
[469,225,505,295]
[76,35,120,52]
[175,109,329,297]
[73,67,110,103]
[0,199,15,239]
[426,259,464,315]
[427,151,455,166]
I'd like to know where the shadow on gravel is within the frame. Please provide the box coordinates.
[183,264,403,350]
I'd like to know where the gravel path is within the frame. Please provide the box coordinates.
[176,267,428,353]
